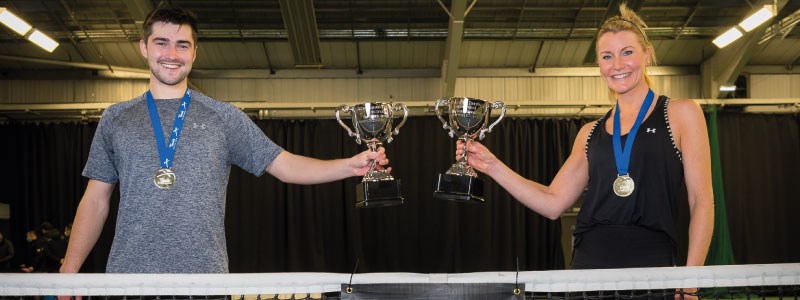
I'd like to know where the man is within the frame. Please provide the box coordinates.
[20,229,44,272]
[60,6,388,274]
[0,230,14,272]
[40,222,67,273]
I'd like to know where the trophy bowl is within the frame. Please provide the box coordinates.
[433,97,506,203]
[336,102,408,208]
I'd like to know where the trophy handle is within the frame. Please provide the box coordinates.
[478,101,507,140]
[434,98,455,138]
[391,103,409,136]
[335,105,361,144]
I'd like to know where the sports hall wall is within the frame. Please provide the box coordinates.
[0,71,798,273]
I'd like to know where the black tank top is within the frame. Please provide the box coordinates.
[577,95,684,250]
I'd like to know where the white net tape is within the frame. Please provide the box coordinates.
[0,263,798,296]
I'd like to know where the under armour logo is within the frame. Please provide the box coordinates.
[646,128,656,133]
[192,123,206,129]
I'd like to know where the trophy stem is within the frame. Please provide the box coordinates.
[357,141,402,207]
[363,141,394,182]
[458,136,469,163]
[366,141,382,172]
[445,136,478,177]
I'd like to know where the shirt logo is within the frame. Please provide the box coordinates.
[192,123,206,130]
[646,128,656,133]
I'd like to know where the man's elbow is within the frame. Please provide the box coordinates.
[542,208,563,221]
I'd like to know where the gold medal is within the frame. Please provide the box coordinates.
[153,168,176,189]
[613,174,634,197]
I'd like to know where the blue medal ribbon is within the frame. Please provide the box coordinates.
[613,89,654,177]
[146,88,192,169]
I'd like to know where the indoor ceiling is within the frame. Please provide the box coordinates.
[0,0,799,76]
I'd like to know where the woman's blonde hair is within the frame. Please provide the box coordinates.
[596,3,658,101]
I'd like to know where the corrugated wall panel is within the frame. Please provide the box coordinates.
[750,74,800,98]
[239,79,259,101]
[219,44,242,68]
[13,81,34,103]
[74,44,105,68]
[452,75,698,102]
[255,78,274,101]
[461,41,550,68]
[477,42,495,68]
[359,42,378,69]
[193,78,439,102]
[425,42,444,67]
[516,42,540,67]
[195,42,283,69]
[363,42,387,69]
[498,42,521,67]
[750,39,800,65]
[264,42,296,69]
[651,40,706,66]
[319,42,342,68]
[0,79,149,103]
[195,42,295,69]
[585,77,609,101]
[542,41,569,67]
[100,42,145,68]
[228,79,243,101]
[336,78,358,102]
[196,44,221,69]
[385,42,402,69]
[489,42,509,67]
[0,81,9,101]
[650,75,701,100]
[459,42,476,67]
[214,79,230,100]
[42,81,70,103]
[0,75,729,104]
[504,77,519,101]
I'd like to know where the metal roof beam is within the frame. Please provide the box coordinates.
[122,0,153,37]
[581,0,645,65]
[279,0,323,68]
[701,0,790,99]
[440,0,468,98]
[674,2,701,40]
[58,0,115,72]
[759,8,800,44]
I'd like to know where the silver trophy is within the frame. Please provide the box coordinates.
[336,102,408,208]
[433,97,506,203]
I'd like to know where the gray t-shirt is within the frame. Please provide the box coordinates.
[83,90,283,273]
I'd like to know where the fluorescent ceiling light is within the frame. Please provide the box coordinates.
[719,85,737,92]
[0,7,32,35]
[739,6,775,32]
[712,27,743,48]
[27,29,59,52]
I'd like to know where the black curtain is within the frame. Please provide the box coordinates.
[3,116,575,273]
[715,113,800,264]
[225,116,576,273]
[1,122,98,270]
[3,112,797,273]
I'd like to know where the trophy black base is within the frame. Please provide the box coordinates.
[433,174,485,203]
[356,180,404,208]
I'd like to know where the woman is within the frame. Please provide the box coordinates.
[457,4,713,270]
